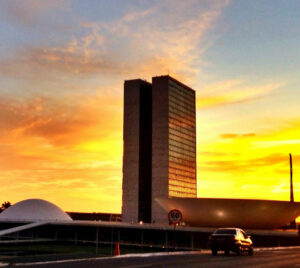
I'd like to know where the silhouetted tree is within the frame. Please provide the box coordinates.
[1,201,11,211]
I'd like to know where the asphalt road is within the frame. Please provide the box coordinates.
[13,248,300,268]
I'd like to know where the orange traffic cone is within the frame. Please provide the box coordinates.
[114,242,120,256]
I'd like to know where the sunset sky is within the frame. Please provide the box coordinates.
[0,0,300,213]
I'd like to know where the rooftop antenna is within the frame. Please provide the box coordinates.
[290,153,294,202]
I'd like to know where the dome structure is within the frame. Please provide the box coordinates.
[0,199,72,222]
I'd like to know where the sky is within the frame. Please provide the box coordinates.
[0,0,300,213]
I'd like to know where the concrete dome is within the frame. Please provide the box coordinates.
[0,199,72,222]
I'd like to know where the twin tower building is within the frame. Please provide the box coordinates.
[122,75,197,224]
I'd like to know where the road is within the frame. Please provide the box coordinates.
[12,247,300,268]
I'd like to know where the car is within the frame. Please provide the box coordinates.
[209,228,253,256]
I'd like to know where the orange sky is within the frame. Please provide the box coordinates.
[0,1,300,214]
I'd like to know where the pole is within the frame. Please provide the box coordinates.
[290,153,294,202]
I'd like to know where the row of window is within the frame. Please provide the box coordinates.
[169,101,195,118]
[169,84,195,101]
[169,156,196,168]
[169,128,195,143]
[169,83,195,98]
[169,185,197,195]
[169,99,195,112]
[169,105,195,122]
[169,139,195,155]
[169,190,197,198]
[169,149,196,161]
[169,123,195,136]
[169,184,197,195]
[169,113,196,129]
[169,173,196,184]
[169,111,195,128]
[169,167,195,178]
[169,151,196,163]
[169,98,195,116]
[169,91,195,112]
[169,161,196,173]
[169,144,196,158]
[169,124,196,138]
[169,93,195,114]
[169,140,195,150]
[169,177,197,186]
[169,98,195,115]
[169,133,196,148]
[169,80,195,99]
[169,177,195,186]
[169,117,196,130]
[169,183,197,193]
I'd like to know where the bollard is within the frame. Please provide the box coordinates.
[114,242,120,256]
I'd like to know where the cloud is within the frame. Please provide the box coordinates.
[251,154,291,167]
[0,0,230,83]
[255,139,300,147]
[197,80,284,109]
[250,118,300,148]
[0,93,122,146]
[0,47,126,79]
[0,0,70,28]
[272,183,300,194]
[200,151,231,156]
[220,133,256,139]
[200,153,292,173]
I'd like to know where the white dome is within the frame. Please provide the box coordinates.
[0,199,72,222]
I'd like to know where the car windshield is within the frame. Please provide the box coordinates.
[214,229,236,234]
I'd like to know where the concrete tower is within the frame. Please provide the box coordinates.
[122,75,196,224]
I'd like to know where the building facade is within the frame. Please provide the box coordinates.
[122,75,196,224]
